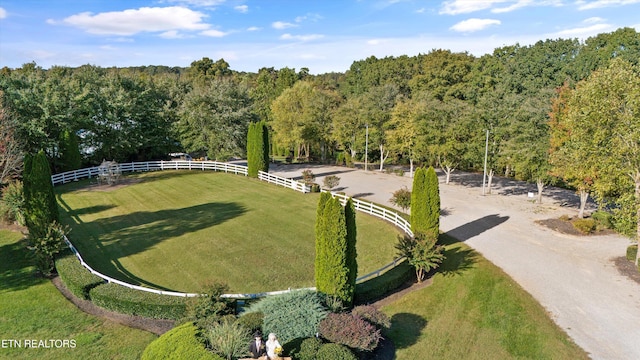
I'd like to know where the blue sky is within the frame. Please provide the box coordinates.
[1,0,639,74]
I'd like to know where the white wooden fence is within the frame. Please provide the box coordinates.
[53,161,412,299]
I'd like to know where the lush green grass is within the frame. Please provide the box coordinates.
[56,171,401,294]
[382,238,589,360]
[0,230,156,360]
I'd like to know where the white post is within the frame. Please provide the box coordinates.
[482,129,489,196]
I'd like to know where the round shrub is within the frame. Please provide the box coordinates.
[142,322,222,360]
[287,337,322,360]
[55,254,104,300]
[316,343,357,360]
[236,311,264,334]
[244,290,329,344]
[318,312,382,351]
[591,211,613,229]
[351,305,391,330]
[572,218,596,234]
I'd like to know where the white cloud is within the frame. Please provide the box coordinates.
[450,18,501,32]
[166,0,226,7]
[272,21,297,29]
[0,7,7,19]
[550,23,613,37]
[201,29,227,37]
[583,16,606,23]
[235,5,248,13]
[576,0,640,10]
[160,30,186,39]
[247,26,261,31]
[280,33,324,41]
[440,0,509,15]
[416,7,427,13]
[59,7,209,36]
[295,13,322,23]
[492,0,534,13]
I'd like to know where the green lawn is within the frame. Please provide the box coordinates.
[0,230,156,360]
[56,171,401,294]
[382,238,589,360]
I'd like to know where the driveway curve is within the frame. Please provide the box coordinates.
[269,163,640,360]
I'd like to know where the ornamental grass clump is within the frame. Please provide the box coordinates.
[318,312,382,351]
[207,319,251,360]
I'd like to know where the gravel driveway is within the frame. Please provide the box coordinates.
[270,163,640,360]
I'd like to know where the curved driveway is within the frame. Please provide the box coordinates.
[270,164,640,360]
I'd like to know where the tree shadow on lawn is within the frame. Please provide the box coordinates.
[63,202,246,290]
[0,237,47,293]
[388,312,428,350]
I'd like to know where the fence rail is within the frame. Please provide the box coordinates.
[52,161,411,299]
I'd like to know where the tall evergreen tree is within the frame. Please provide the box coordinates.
[315,192,332,288]
[344,198,358,306]
[247,121,269,178]
[23,150,59,237]
[58,129,82,172]
[425,166,440,237]
[247,122,257,177]
[410,167,427,234]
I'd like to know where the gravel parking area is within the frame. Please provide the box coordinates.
[270,163,640,360]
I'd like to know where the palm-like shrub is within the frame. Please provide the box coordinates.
[244,290,328,344]
[207,320,251,360]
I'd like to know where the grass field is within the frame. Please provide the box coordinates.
[0,230,156,360]
[382,237,589,360]
[56,171,402,293]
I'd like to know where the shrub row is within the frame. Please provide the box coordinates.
[142,322,223,360]
[89,282,187,320]
[354,259,413,304]
[55,254,104,300]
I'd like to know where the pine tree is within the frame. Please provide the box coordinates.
[425,166,440,238]
[23,150,59,237]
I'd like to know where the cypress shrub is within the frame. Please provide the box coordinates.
[344,198,357,307]
[316,197,350,304]
[55,254,104,300]
[410,167,427,234]
[243,290,328,345]
[142,322,222,360]
[23,150,59,236]
[260,121,270,173]
[247,121,269,177]
[89,283,187,320]
[425,166,440,238]
[247,122,257,177]
[315,192,331,288]
[316,343,357,360]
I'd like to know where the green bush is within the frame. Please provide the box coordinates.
[288,337,322,360]
[344,152,354,168]
[236,311,264,334]
[318,313,381,351]
[90,282,187,320]
[0,180,25,225]
[310,184,321,193]
[591,211,613,229]
[351,305,391,330]
[208,319,251,360]
[354,260,413,304]
[572,218,596,234]
[336,152,345,166]
[322,175,340,189]
[316,343,357,360]
[142,322,222,360]
[244,290,328,344]
[55,254,104,300]
[184,281,235,329]
[390,187,411,212]
[627,244,638,262]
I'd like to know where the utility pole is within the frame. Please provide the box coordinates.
[482,129,489,196]
[364,123,369,171]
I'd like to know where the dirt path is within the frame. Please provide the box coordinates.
[270,164,640,360]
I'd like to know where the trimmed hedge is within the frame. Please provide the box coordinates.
[142,322,222,360]
[627,244,638,262]
[90,282,187,320]
[354,259,413,304]
[55,254,104,300]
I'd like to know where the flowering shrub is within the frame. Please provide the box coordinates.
[318,313,382,351]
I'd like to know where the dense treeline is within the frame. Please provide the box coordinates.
[1,28,638,247]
